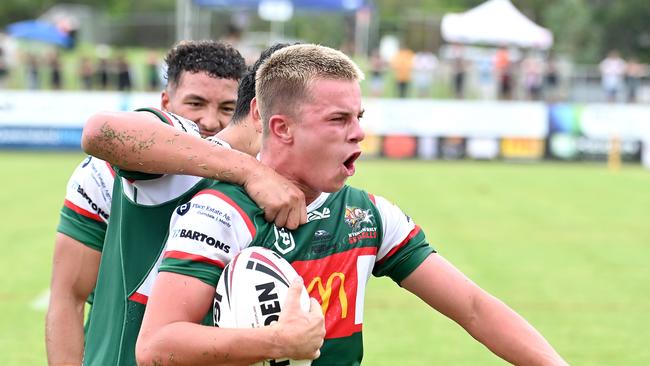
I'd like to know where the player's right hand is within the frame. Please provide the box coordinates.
[243,164,307,230]
[276,278,325,360]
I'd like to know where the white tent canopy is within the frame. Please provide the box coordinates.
[441,0,553,49]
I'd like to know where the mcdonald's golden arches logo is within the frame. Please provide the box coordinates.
[307,273,348,318]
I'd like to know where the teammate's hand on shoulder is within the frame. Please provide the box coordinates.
[273,278,325,360]
[243,164,307,230]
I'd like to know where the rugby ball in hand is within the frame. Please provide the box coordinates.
[213,246,312,366]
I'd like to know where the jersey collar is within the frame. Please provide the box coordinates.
[307,193,330,212]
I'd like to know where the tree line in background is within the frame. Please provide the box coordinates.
[2,0,650,62]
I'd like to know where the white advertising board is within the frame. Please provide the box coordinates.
[362,99,548,138]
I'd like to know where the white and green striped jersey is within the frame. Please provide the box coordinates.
[58,155,115,252]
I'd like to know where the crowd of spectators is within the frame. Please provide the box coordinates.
[368,44,648,103]
[0,42,647,104]
[599,50,648,103]
[0,45,164,92]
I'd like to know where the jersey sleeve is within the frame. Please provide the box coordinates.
[371,194,435,284]
[113,107,201,181]
[159,188,257,287]
[57,156,115,252]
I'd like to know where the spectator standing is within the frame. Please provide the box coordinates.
[599,50,626,103]
[116,54,132,91]
[368,49,386,97]
[146,51,160,91]
[477,57,494,99]
[48,51,63,90]
[26,53,40,90]
[451,44,467,99]
[146,51,161,91]
[96,58,110,90]
[412,50,438,98]
[544,55,559,102]
[79,57,94,90]
[391,46,415,98]
[625,57,645,103]
[0,47,8,88]
[494,46,512,100]
[522,52,543,100]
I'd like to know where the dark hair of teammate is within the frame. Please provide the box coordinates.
[165,40,246,89]
[231,43,296,124]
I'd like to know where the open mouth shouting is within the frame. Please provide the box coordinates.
[343,151,361,176]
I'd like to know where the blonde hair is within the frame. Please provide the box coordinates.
[255,44,364,135]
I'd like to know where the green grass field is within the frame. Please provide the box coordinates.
[1,151,649,365]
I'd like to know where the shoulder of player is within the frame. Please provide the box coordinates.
[337,184,378,205]
[134,107,200,136]
[179,183,261,239]
[191,183,261,217]
[67,156,115,191]
[339,185,404,223]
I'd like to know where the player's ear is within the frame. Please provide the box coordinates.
[161,90,170,110]
[250,97,263,134]
[268,114,293,143]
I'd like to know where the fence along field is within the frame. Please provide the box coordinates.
[1,152,649,365]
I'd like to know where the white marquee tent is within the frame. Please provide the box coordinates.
[441,0,553,49]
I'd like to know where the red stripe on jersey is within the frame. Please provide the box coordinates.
[63,199,102,222]
[367,193,376,204]
[105,161,116,178]
[129,292,148,305]
[377,225,421,265]
[164,250,225,268]
[148,107,174,126]
[195,189,257,237]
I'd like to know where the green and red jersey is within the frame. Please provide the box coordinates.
[160,181,435,365]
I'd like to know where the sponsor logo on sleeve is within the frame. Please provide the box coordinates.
[74,183,109,220]
[176,202,191,216]
[185,203,232,227]
[170,228,230,253]
[81,156,92,168]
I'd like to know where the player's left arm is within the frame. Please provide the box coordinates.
[401,254,569,366]
[371,193,567,365]
[47,156,112,366]
[46,233,101,366]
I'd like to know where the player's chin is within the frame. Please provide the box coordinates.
[322,176,349,193]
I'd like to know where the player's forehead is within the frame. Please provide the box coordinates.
[174,71,238,100]
[302,78,362,115]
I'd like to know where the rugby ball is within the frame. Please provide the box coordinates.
[213,247,312,366]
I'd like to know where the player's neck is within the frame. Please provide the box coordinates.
[216,124,259,157]
[260,153,320,206]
